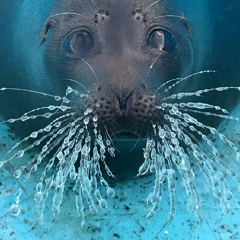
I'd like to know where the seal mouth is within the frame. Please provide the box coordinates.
[113,131,139,142]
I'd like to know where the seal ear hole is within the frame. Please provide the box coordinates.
[147,29,177,55]
[64,30,94,54]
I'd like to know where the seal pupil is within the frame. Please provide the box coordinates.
[148,29,176,54]
[64,30,94,54]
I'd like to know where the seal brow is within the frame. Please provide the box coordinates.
[41,12,90,42]
[143,0,161,11]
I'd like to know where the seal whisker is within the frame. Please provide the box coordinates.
[143,0,161,12]
[48,12,89,19]
[157,101,230,116]
[1,80,240,228]
[180,108,240,121]
[64,78,91,94]
[2,114,72,165]
[0,87,63,100]
[0,86,120,224]
[79,57,99,85]
[153,14,189,21]
[154,70,216,95]
[163,86,240,101]
[145,55,161,84]
[129,137,142,153]
[104,125,120,153]
[163,71,217,94]
[135,117,149,136]
[167,104,240,167]
[0,86,89,124]
[103,118,119,131]
[106,127,121,144]
[89,0,98,9]
[136,88,240,222]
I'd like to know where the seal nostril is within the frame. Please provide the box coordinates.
[112,89,134,110]
[119,98,127,110]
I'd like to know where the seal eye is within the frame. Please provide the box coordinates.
[64,30,94,54]
[148,29,176,54]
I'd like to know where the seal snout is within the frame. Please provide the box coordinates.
[112,88,134,111]
[84,89,159,138]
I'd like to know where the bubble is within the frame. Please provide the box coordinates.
[108,147,115,157]
[14,150,24,158]
[30,164,38,173]
[85,135,91,142]
[99,199,107,209]
[62,97,70,104]
[87,108,92,113]
[54,96,61,101]
[52,205,61,216]
[107,187,115,197]
[36,156,42,164]
[171,106,178,114]
[14,170,22,179]
[34,183,42,192]
[54,121,61,127]
[60,105,68,111]
[93,115,98,122]
[11,204,21,216]
[158,128,166,138]
[66,86,73,95]
[30,131,38,138]
[83,117,89,125]
[43,113,52,118]
[34,192,43,202]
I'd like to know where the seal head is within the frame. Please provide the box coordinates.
[0,0,239,178]
[40,0,195,177]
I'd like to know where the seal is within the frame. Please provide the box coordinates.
[0,0,239,177]
[0,0,240,223]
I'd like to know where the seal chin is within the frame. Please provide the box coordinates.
[104,131,147,180]
[113,131,139,142]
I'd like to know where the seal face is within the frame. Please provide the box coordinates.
[0,0,239,179]
[38,0,195,177]
[45,6,190,127]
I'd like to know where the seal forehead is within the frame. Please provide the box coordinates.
[43,0,194,92]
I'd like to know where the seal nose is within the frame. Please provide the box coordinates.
[112,89,133,110]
